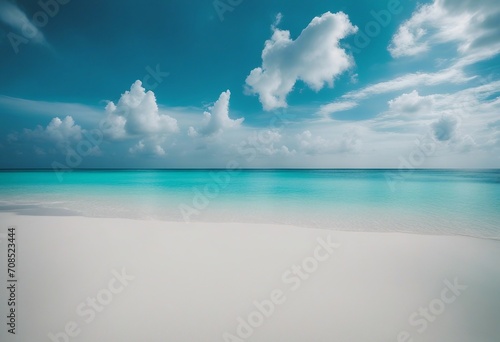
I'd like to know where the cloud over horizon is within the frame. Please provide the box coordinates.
[188,90,244,137]
[104,80,178,139]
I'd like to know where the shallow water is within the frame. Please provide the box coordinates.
[1,169,499,239]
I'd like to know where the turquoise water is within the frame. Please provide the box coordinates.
[0,170,499,239]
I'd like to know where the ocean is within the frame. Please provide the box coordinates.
[0,169,499,239]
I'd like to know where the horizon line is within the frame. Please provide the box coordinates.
[1,168,499,171]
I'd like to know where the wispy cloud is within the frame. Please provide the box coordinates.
[0,1,47,47]
[0,95,102,124]
[317,101,358,117]
[388,0,500,63]
[344,67,471,101]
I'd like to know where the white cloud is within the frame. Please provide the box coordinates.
[17,116,102,156]
[369,81,500,155]
[344,67,470,101]
[105,80,178,138]
[245,11,357,111]
[45,116,83,142]
[102,103,127,139]
[273,12,283,28]
[101,81,179,157]
[386,90,435,117]
[129,137,166,157]
[389,0,500,63]
[325,0,500,125]
[317,101,358,117]
[236,129,295,157]
[24,116,83,145]
[316,56,471,121]
[296,128,362,155]
[188,90,243,137]
[388,2,438,58]
[384,81,500,122]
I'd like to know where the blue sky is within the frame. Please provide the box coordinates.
[1,0,499,168]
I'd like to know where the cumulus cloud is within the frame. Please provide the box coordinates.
[14,116,100,156]
[104,80,178,138]
[296,129,361,155]
[188,90,243,137]
[102,106,127,139]
[129,137,166,157]
[245,11,357,111]
[98,81,179,157]
[371,90,438,131]
[388,0,500,62]
[386,90,435,119]
[236,129,295,157]
[24,116,83,145]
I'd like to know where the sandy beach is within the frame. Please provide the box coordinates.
[1,212,499,341]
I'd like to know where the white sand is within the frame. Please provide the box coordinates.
[1,212,500,342]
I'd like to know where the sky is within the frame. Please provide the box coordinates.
[0,0,499,169]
